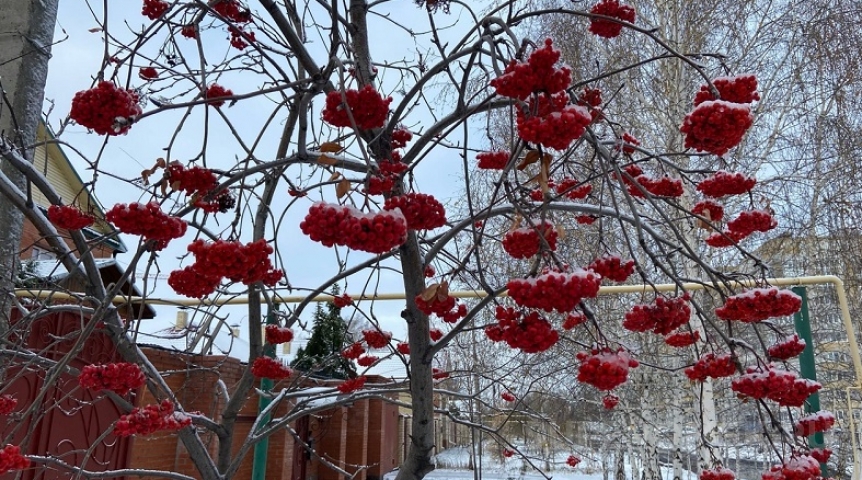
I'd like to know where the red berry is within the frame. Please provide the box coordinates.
[589,0,636,38]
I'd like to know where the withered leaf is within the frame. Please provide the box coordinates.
[517,150,542,171]
[319,141,344,153]
[318,155,338,165]
[336,179,352,198]
[420,283,441,302]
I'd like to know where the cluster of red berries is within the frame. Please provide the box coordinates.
[700,467,736,480]
[322,85,392,130]
[70,81,142,135]
[618,132,640,154]
[767,334,806,360]
[432,368,450,380]
[429,328,444,342]
[726,210,777,237]
[794,411,835,437]
[517,93,592,150]
[211,0,251,22]
[139,67,159,80]
[731,365,821,407]
[205,84,233,107]
[114,399,191,437]
[684,353,736,382]
[79,363,146,395]
[168,239,282,298]
[106,202,187,242]
[228,26,256,50]
[697,171,756,197]
[251,357,293,379]
[48,204,95,230]
[489,39,571,100]
[477,151,510,170]
[704,230,745,248]
[366,159,407,196]
[501,391,516,402]
[0,395,17,415]
[333,294,352,308]
[485,306,559,353]
[300,203,408,254]
[567,455,582,467]
[342,342,366,360]
[762,455,820,480]
[694,75,760,106]
[589,0,636,38]
[181,25,197,38]
[0,445,29,475]
[337,376,367,394]
[502,222,558,259]
[384,193,447,230]
[576,347,639,391]
[555,177,593,200]
[715,288,802,323]
[562,311,588,330]
[357,355,378,367]
[628,175,684,198]
[396,342,410,355]
[391,127,413,149]
[577,215,598,225]
[362,330,392,349]
[622,294,691,335]
[577,87,603,120]
[680,100,753,157]
[692,200,725,222]
[166,162,218,196]
[502,449,515,458]
[414,294,467,323]
[508,269,601,313]
[142,0,169,20]
[664,330,700,348]
[602,394,620,410]
[265,325,294,344]
[589,255,635,282]
[809,448,832,464]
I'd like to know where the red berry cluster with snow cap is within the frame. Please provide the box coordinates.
[484,306,559,353]
[589,254,635,282]
[680,100,753,156]
[322,85,392,130]
[168,239,282,298]
[684,352,736,381]
[664,330,700,348]
[731,364,821,407]
[562,311,588,330]
[300,203,408,254]
[602,394,620,409]
[726,210,778,237]
[341,342,366,360]
[106,202,187,243]
[767,334,806,360]
[697,171,756,197]
[715,288,802,323]
[251,357,293,379]
[384,193,447,230]
[79,363,146,395]
[48,205,95,230]
[507,268,601,313]
[502,221,558,259]
[576,347,639,391]
[589,0,636,38]
[265,325,294,344]
[622,294,691,335]
[142,0,169,20]
[477,151,510,170]
[516,93,592,150]
[70,82,142,136]
[0,445,29,474]
[694,75,760,106]
[628,174,684,198]
[139,67,158,80]
[167,162,218,196]
[555,177,593,200]
[700,467,736,480]
[114,399,191,437]
[692,200,725,222]
[362,329,393,349]
[415,294,467,323]
[489,39,571,100]
[761,456,820,480]
[794,411,835,437]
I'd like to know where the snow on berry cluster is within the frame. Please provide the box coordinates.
[627,174,684,198]
[484,306,559,353]
[362,330,393,349]
[139,67,159,80]
[204,84,233,107]
[396,342,410,355]
[337,376,367,394]
[767,334,806,360]
[726,210,778,237]
[167,162,218,196]
[383,193,447,230]
[617,132,640,154]
[516,92,592,151]
[70,81,142,135]
[322,85,392,130]
[761,455,820,480]
[489,39,571,101]
[589,0,636,38]
[414,293,467,323]
[680,100,753,157]
[477,151,510,170]
[567,455,582,467]
[391,127,413,149]
[684,353,736,382]
[265,325,294,344]
[602,394,620,409]
[502,222,558,259]
[696,171,756,198]
[341,342,366,360]
[692,200,725,222]
[48,204,95,230]
[794,411,835,437]
[700,467,736,480]
[562,311,588,330]
[507,268,601,313]
[664,330,700,348]
[79,363,146,395]
[0,395,17,415]
[142,0,169,20]
[251,357,293,379]
[0,445,29,475]
[731,364,821,407]
[715,288,802,323]
[211,0,251,23]
[106,202,187,243]
[622,294,691,335]
[588,254,635,282]
[809,448,832,464]
[694,75,760,106]
[168,239,282,298]
[300,203,408,254]
[366,158,407,196]
[576,347,639,391]
[555,177,593,200]
[113,399,191,437]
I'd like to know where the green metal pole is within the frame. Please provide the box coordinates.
[792,287,826,476]
[251,306,277,480]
